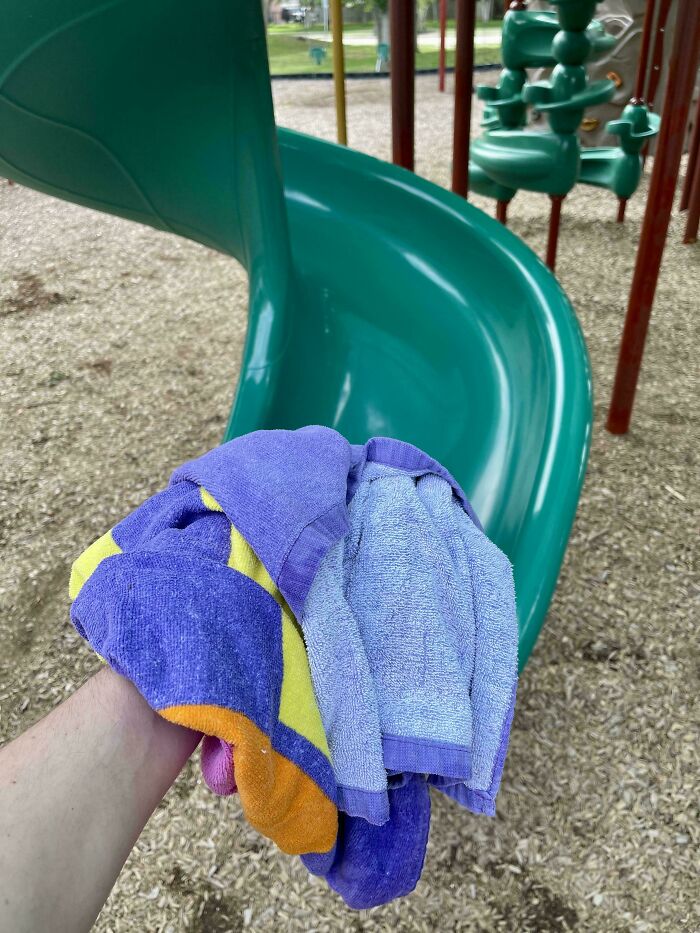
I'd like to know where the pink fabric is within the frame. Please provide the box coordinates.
[201,736,237,795]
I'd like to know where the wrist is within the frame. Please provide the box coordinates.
[92,667,201,786]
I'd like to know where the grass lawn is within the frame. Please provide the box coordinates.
[268,22,370,34]
[267,34,501,75]
[422,18,502,30]
[268,20,502,34]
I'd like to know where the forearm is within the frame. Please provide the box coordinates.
[0,667,201,933]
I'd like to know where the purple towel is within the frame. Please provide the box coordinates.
[170,428,481,621]
[302,773,431,909]
[171,428,494,821]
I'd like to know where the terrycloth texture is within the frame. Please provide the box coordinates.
[302,538,389,825]
[302,773,431,910]
[301,463,481,823]
[170,428,481,621]
[69,481,337,855]
[201,736,237,796]
[298,462,517,905]
[426,492,519,816]
[171,427,496,821]
[68,426,518,911]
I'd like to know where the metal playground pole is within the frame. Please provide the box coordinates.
[331,0,348,145]
[607,0,700,434]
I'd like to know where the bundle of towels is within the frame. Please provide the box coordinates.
[69,427,518,909]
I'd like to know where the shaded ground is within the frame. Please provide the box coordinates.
[1,74,698,932]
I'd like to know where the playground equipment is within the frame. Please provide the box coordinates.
[608,0,700,433]
[681,93,700,244]
[439,0,449,91]
[528,0,676,154]
[614,0,700,245]
[469,0,660,269]
[376,42,390,73]
[309,46,327,67]
[452,0,477,194]
[477,5,617,134]
[391,0,416,169]
[330,0,347,145]
[0,0,593,664]
[387,0,696,432]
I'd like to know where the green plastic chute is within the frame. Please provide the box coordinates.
[0,0,593,665]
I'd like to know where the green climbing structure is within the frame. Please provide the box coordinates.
[469,0,660,266]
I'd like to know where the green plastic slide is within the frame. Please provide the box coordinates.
[0,0,592,665]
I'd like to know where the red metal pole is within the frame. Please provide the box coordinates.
[391,0,416,170]
[616,198,628,223]
[438,0,447,92]
[633,0,657,101]
[545,195,564,271]
[607,0,700,435]
[680,93,700,212]
[643,0,673,110]
[682,147,700,243]
[496,199,508,225]
[641,0,673,166]
[451,0,476,196]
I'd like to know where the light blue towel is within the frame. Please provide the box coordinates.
[429,490,518,816]
[302,533,390,826]
[347,465,477,775]
[302,461,512,824]
[301,460,481,826]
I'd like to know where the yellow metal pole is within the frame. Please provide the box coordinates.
[330,0,347,145]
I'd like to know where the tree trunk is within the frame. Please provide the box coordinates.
[374,9,389,45]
